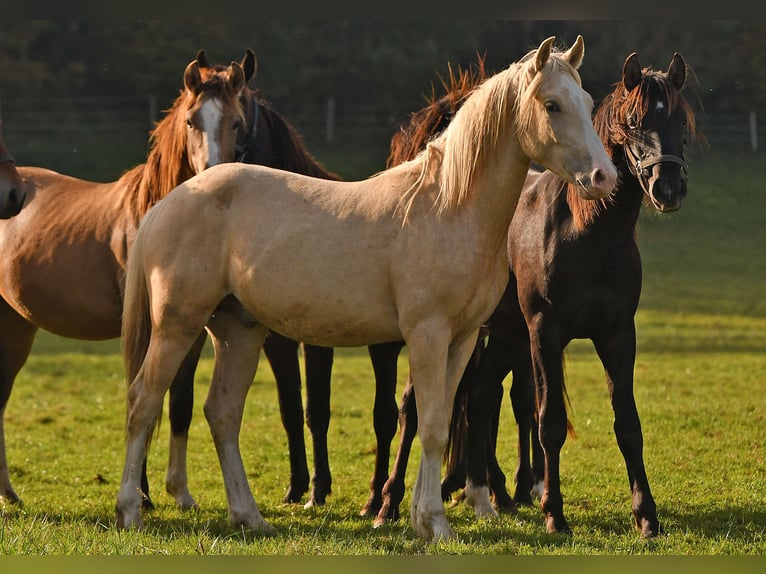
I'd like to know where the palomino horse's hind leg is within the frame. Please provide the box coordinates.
[303,343,334,508]
[0,300,39,506]
[593,328,662,538]
[361,341,403,517]
[262,332,311,504]
[163,330,208,510]
[204,306,273,533]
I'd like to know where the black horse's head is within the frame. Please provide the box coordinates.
[596,52,696,213]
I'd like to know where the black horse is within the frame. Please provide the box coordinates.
[370,51,697,539]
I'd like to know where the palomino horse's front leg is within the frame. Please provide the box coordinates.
[593,325,662,538]
[407,324,480,541]
[204,309,273,532]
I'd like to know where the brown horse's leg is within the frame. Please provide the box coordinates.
[262,332,310,504]
[303,343,334,507]
[161,330,208,510]
[360,341,404,517]
[374,375,417,526]
[528,312,572,535]
[509,341,540,506]
[594,325,662,538]
[0,299,38,505]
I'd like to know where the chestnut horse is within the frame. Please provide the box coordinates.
[0,51,249,507]
[0,121,25,219]
[116,36,616,541]
[374,52,696,539]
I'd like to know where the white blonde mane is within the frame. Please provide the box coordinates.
[396,45,583,222]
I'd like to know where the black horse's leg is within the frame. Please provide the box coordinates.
[262,332,310,504]
[593,324,662,538]
[508,336,540,506]
[0,300,38,506]
[303,343,334,506]
[360,341,404,517]
[374,376,417,525]
[462,332,516,516]
[528,312,572,535]
[161,330,208,510]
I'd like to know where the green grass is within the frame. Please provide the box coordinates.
[0,155,764,555]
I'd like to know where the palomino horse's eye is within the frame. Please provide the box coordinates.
[544,101,560,113]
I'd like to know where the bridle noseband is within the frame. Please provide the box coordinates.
[236,97,261,163]
[624,142,688,196]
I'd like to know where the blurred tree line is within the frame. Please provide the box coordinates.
[0,20,760,112]
[0,20,762,179]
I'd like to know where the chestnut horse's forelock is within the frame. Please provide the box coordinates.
[122,66,246,222]
[566,66,697,230]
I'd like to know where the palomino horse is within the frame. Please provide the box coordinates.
[116,35,617,541]
[377,52,696,539]
[0,122,25,219]
[143,49,341,511]
[0,52,248,507]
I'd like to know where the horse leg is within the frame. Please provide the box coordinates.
[594,325,661,538]
[408,325,479,541]
[374,374,416,526]
[0,300,38,506]
[303,343,334,507]
[204,308,273,532]
[361,341,403,517]
[161,331,207,510]
[262,332,310,504]
[462,333,515,517]
[509,339,540,506]
[528,313,572,535]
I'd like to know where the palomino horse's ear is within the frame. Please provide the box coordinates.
[184,60,202,94]
[533,36,556,74]
[229,61,246,95]
[195,49,210,69]
[668,52,687,91]
[622,52,642,92]
[562,35,585,70]
[241,48,258,84]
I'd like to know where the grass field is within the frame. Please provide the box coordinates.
[0,154,764,555]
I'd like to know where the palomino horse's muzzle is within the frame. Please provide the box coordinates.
[624,144,688,212]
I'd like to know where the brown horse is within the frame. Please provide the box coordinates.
[0,51,249,507]
[373,51,697,539]
[0,121,25,219]
[115,35,616,541]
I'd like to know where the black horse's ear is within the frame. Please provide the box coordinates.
[195,49,210,69]
[241,48,258,84]
[668,52,687,91]
[622,52,642,92]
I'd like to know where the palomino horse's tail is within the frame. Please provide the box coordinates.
[120,229,160,444]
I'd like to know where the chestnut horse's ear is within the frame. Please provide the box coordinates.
[622,52,642,92]
[563,35,585,70]
[184,60,202,94]
[241,48,258,84]
[533,36,556,74]
[668,52,687,91]
[195,49,210,69]
[229,61,246,94]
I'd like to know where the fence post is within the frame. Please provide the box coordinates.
[749,110,757,152]
[326,96,335,143]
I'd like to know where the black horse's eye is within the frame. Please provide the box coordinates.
[186,117,193,128]
[544,101,560,113]
[627,114,638,129]
[233,120,242,131]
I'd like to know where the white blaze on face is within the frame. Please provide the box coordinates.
[199,98,224,167]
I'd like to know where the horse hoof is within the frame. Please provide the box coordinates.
[638,518,664,538]
[545,514,572,535]
[283,486,307,504]
[0,491,22,507]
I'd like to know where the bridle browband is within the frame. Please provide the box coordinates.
[236,97,261,163]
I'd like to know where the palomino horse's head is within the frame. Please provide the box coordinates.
[515,35,617,200]
[179,52,251,173]
[610,52,693,212]
[0,126,25,218]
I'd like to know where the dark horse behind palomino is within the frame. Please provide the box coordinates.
[0,50,250,507]
[374,51,698,539]
[0,120,25,219]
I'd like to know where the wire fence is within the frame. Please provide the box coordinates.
[0,95,761,182]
